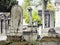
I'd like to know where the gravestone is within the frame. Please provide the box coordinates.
[48,28,60,38]
[40,28,60,45]
[9,5,23,35]
[48,28,56,37]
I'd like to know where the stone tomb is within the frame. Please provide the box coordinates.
[0,5,23,36]
[0,13,10,34]
[40,28,60,45]
[38,10,54,28]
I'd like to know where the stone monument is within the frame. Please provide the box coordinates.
[23,7,38,41]
[9,5,23,35]
[48,28,56,37]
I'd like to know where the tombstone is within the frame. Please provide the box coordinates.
[10,5,23,35]
[48,28,56,37]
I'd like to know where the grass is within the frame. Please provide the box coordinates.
[1,36,60,45]
[0,41,6,45]
[0,36,40,45]
[40,36,60,42]
[0,41,41,45]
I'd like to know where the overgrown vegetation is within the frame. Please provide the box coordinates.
[22,0,41,26]
[24,10,41,26]
[46,3,55,11]
[0,0,18,12]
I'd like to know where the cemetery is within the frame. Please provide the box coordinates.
[0,0,60,45]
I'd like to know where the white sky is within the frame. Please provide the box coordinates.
[51,0,55,2]
[17,0,24,5]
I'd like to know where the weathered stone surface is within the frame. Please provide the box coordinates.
[48,28,56,37]
[23,31,38,41]
[10,5,23,34]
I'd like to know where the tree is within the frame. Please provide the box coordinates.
[22,0,30,10]
[0,0,18,12]
[22,0,41,26]
[30,0,51,8]
[46,3,55,11]
[22,0,53,26]
[25,10,41,26]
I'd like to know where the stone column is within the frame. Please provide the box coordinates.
[8,19,10,33]
[55,0,60,27]
[27,7,33,31]
[1,20,3,34]
[27,7,32,26]
[0,19,1,34]
[50,11,54,27]
[5,20,8,34]
[45,14,50,28]
[42,0,45,29]
[2,19,6,34]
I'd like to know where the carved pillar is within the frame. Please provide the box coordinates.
[7,19,10,33]
[0,19,1,34]
[1,19,3,34]
[2,19,5,34]
[45,14,50,28]
[5,20,8,34]
[50,11,54,27]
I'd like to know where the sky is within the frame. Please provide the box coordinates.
[17,0,24,5]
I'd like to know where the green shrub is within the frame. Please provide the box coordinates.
[24,10,41,26]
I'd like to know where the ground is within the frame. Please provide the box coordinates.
[0,41,40,45]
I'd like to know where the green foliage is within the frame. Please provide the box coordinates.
[23,10,29,23]
[22,0,30,10]
[32,10,41,25]
[48,0,51,3]
[24,10,41,26]
[0,0,18,12]
[46,3,55,11]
